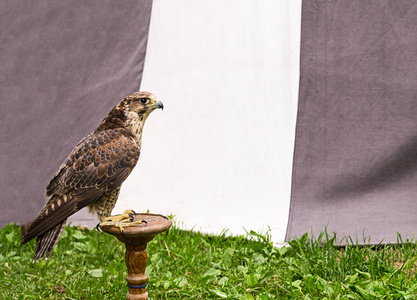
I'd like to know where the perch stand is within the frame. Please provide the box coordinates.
[100,213,172,300]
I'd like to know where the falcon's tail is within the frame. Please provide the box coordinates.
[20,193,78,261]
[32,219,67,262]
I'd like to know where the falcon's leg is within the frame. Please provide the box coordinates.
[89,187,121,222]
[89,188,143,233]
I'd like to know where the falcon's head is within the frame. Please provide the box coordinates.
[121,91,163,117]
[101,91,163,133]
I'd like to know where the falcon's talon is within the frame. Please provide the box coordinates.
[95,223,102,232]
[141,220,147,225]
[128,214,134,222]
[99,210,144,234]
[122,209,135,215]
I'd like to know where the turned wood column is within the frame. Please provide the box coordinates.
[125,243,148,300]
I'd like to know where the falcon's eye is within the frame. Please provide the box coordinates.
[139,98,148,104]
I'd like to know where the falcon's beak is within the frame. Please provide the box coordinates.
[153,100,164,110]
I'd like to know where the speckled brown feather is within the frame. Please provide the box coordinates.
[46,129,140,200]
[20,91,162,261]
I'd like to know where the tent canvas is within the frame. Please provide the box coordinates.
[286,0,417,244]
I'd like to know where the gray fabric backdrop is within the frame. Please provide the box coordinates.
[286,0,417,244]
[0,1,152,228]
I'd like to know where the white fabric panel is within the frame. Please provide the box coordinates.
[115,0,301,244]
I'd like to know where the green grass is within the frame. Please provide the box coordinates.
[1,222,417,299]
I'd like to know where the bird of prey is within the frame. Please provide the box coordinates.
[20,91,163,261]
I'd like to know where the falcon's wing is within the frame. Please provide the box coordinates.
[21,128,140,245]
[47,128,140,201]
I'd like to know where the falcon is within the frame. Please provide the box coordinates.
[20,91,163,261]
